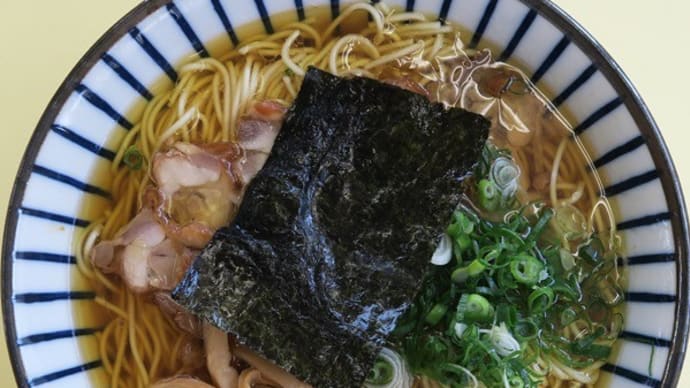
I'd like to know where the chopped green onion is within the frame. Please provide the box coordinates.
[367,358,394,385]
[569,327,611,359]
[365,348,413,388]
[425,303,448,326]
[467,259,487,276]
[474,144,511,184]
[454,211,475,234]
[431,234,453,266]
[455,234,472,253]
[478,179,499,211]
[578,238,603,265]
[284,68,295,77]
[496,267,518,289]
[123,146,144,170]
[495,304,517,328]
[451,267,470,284]
[486,322,520,356]
[446,223,461,237]
[396,204,623,387]
[391,319,415,337]
[560,307,578,326]
[507,373,526,388]
[447,212,474,255]
[552,276,581,302]
[451,259,486,283]
[528,287,554,314]
[490,156,519,205]
[525,208,553,245]
[457,294,494,322]
[649,343,656,377]
[509,254,544,285]
[439,363,478,387]
[482,248,501,263]
[453,322,468,339]
[513,319,538,341]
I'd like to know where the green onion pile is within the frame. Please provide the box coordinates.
[389,148,623,387]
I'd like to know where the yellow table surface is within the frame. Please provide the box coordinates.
[1,1,689,386]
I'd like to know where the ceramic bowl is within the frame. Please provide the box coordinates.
[3,0,688,387]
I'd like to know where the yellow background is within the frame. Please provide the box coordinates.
[0,0,688,386]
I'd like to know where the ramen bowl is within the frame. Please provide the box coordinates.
[2,0,688,387]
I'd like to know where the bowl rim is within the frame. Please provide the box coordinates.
[2,0,688,387]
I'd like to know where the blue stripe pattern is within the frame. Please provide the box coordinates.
[617,212,671,231]
[602,363,661,387]
[439,0,453,21]
[531,35,570,84]
[210,0,239,46]
[625,292,676,303]
[405,0,415,12]
[469,0,498,48]
[294,0,306,20]
[129,27,178,82]
[573,97,623,134]
[100,53,153,101]
[497,9,537,62]
[14,291,95,304]
[18,328,100,346]
[19,207,89,228]
[619,331,672,347]
[330,0,340,19]
[50,124,116,161]
[14,251,77,264]
[552,64,597,107]
[254,0,274,34]
[624,253,675,265]
[167,3,209,57]
[603,170,659,197]
[29,360,102,386]
[593,136,646,168]
[74,84,133,130]
[32,165,110,198]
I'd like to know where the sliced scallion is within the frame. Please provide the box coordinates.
[478,179,499,211]
[367,358,394,385]
[431,234,453,266]
[123,145,144,170]
[425,303,448,326]
[457,294,494,322]
[452,259,487,284]
[527,287,555,314]
[509,254,544,285]
[513,319,538,341]
[489,156,519,205]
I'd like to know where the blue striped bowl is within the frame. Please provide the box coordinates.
[3,0,688,387]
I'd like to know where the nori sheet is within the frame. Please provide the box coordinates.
[173,67,490,387]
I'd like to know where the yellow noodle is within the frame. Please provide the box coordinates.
[140,306,162,380]
[99,320,119,375]
[127,293,149,386]
[111,320,128,388]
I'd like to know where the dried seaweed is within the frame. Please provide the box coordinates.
[173,67,489,387]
